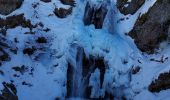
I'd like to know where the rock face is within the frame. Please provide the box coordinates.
[149,71,170,92]
[60,0,76,7]
[54,7,73,18]
[117,0,145,15]
[0,14,35,65]
[83,2,108,29]
[129,0,170,53]
[0,82,18,100]
[0,0,23,15]
[0,14,34,30]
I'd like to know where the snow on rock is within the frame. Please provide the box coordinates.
[0,0,170,100]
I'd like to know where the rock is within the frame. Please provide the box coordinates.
[83,2,94,26]
[131,66,140,74]
[12,65,28,75]
[83,2,108,29]
[66,62,74,98]
[23,47,36,56]
[0,14,35,30]
[0,0,23,15]
[0,82,18,100]
[129,0,170,53]
[0,47,10,61]
[117,0,145,15]
[54,7,72,18]
[149,70,170,92]
[60,0,76,7]
[36,37,47,43]
[40,0,51,3]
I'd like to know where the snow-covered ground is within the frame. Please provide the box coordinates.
[1,0,170,100]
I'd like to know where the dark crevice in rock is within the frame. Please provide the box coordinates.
[149,71,170,92]
[83,2,108,29]
[104,91,114,100]
[66,62,74,98]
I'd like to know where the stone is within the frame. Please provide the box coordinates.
[60,0,76,7]
[129,0,170,53]
[40,0,51,3]
[23,47,36,56]
[0,0,23,15]
[0,82,18,100]
[36,37,47,43]
[54,7,72,18]
[149,70,170,92]
[117,0,145,15]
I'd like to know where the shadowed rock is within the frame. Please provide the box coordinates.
[0,14,35,30]
[117,0,145,15]
[129,0,170,53]
[60,0,76,7]
[40,0,51,3]
[54,7,72,18]
[0,82,18,100]
[149,70,170,92]
[0,0,23,15]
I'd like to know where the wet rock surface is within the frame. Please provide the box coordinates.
[83,2,108,29]
[117,0,145,15]
[0,0,23,15]
[129,0,170,53]
[149,71,170,92]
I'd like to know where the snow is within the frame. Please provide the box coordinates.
[0,0,170,99]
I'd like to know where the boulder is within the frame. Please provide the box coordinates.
[54,7,72,18]
[149,70,170,92]
[0,14,34,30]
[129,0,170,53]
[117,0,145,15]
[0,0,23,15]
